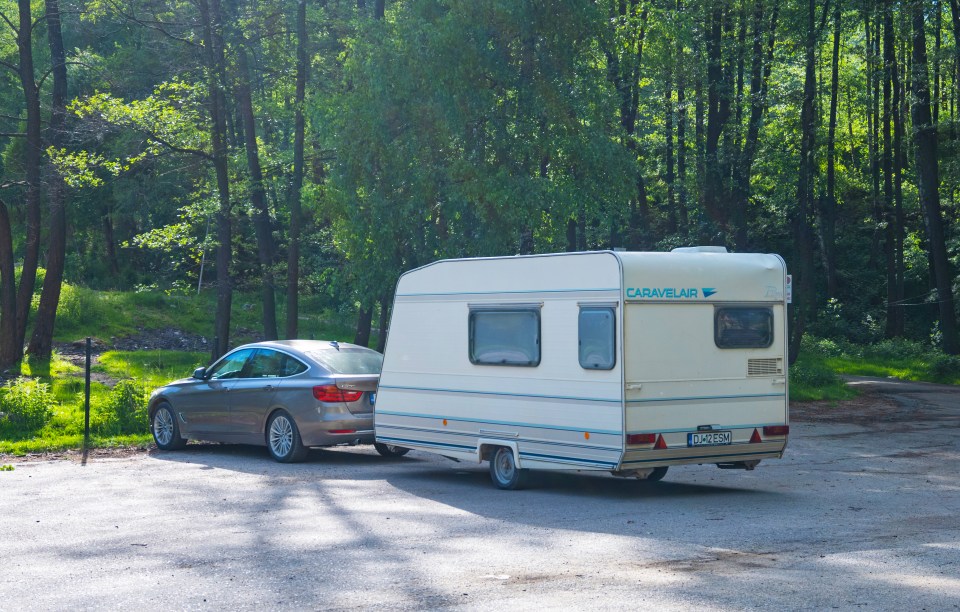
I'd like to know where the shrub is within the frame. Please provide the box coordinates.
[56,283,111,333]
[94,379,149,436]
[802,335,847,358]
[864,338,929,361]
[929,354,960,382]
[0,377,56,431]
[790,359,842,389]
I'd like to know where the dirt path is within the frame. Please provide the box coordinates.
[792,376,960,429]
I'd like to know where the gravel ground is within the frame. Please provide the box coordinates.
[1,378,959,611]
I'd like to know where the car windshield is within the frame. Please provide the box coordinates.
[307,349,383,374]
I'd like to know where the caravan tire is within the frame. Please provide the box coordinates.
[374,442,410,457]
[489,446,529,490]
[644,466,669,482]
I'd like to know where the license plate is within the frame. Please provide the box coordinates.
[688,431,731,447]
[369,392,376,405]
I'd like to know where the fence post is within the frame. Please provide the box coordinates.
[84,337,91,450]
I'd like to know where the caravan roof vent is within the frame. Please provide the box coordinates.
[671,246,729,254]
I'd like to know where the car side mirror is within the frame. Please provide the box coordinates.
[192,367,207,380]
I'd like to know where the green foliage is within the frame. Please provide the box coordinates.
[93,380,149,436]
[0,378,56,432]
[97,351,206,388]
[809,336,960,386]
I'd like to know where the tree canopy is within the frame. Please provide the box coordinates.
[1,0,959,364]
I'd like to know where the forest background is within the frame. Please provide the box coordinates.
[1,0,960,379]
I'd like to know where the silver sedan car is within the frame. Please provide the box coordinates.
[148,339,409,462]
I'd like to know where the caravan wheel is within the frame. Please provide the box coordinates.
[644,466,668,482]
[489,447,529,490]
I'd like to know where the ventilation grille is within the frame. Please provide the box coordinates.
[748,358,783,376]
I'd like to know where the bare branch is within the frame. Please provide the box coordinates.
[106,0,200,47]
[0,10,18,35]
[0,59,19,75]
[0,132,26,137]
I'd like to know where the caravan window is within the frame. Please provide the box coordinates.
[715,307,774,348]
[579,307,616,370]
[469,309,541,366]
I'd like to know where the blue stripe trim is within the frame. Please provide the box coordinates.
[377,437,618,468]
[621,449,779,465]
[519,451,617,468]
[376,410,622,435]
[377,423,621,451]
[377,436,475,452]
[397,287,619,297]
[626,422,785,435]
[626,393,785,404]
[378,385,621,405]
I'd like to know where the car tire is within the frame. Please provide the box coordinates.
[266,410,309,463]
[489,446,529,490]
[151,402,187,450]
[374,442,410,458]
[644,466,669,482]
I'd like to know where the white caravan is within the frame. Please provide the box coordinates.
[374,248,789,489]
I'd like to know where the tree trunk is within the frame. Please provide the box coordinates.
[665,57,676,234]
[733,1,779,252]
[200,0,233,359]
[286,0,308,339]
[951,0,960,107]
[0,199,18,368]
[911,0,960,354]
[354,306,372,347]
[376,294,391,353]
[882,0,899,338]
[790,0,819,364]
[235,43,278,341]
[15,0,43,356]
[821,0,841,298]
[676,0,688,234]
[27,0,70,360]
[103,210,120,277]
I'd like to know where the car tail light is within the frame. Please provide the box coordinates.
[763,425,789,436]
[312,385,363,402]
[328,429,357,434]
[654,434,668,450]
[626,433,657,445]
[750,428,762,443]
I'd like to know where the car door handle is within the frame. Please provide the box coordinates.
[262,385,274,391]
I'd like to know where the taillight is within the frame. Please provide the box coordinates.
[626,433,657,445]
[328,429,357,434]
[654,434,668,450]
[750,428,762,443]
[763,425,789,436]
[312,385,363,402]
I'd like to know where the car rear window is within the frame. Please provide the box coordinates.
[307,349,383,374]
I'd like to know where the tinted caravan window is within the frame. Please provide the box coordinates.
[715,307,774,348]
[579,307,616,370]
[469,309,541,366]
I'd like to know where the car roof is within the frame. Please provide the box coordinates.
[234,339,378,354]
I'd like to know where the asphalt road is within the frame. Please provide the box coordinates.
[2,378,959,611]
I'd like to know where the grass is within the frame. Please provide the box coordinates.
[50,283,360,346]
[789,351,859,402]
[823,354,960,385]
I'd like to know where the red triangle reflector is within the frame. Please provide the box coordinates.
[654,434,668,450]
[750,428,762,444]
